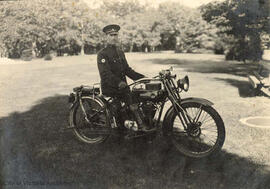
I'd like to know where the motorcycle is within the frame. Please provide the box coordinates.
[67,67,225,158]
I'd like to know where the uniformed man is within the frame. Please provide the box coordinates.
[97,24,153,132]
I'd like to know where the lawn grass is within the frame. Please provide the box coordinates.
[0,53,270,189]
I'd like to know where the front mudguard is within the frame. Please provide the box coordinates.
[162,97,214,131]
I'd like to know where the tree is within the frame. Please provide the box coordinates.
[99,0,147,52]
[200,0,270,61]
[158,2,218,53]
[0,0,64,58]
[0,0,37,58]
[0,0,103,58]
[137,8,162,52]
[101,0,143,18]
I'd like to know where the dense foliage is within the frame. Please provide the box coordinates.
[200,0,270,61]
[0,0,222,58]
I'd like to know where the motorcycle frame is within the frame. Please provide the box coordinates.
[72,72,196,131]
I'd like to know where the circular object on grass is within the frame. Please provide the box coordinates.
[240,116,270,128]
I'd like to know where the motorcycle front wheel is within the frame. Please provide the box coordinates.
[69,96,111,144]
[166,102,225,158]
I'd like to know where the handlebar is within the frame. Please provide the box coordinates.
[144,69,176,80]
[128,67,176,87]
[158,69,176,79]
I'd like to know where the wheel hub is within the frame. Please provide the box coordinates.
[187,122,202,137]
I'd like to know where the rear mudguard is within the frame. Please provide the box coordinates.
[69,94,109,114]
[162,97,214,129]
[69,94,113,128]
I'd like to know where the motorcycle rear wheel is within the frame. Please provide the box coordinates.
[69,96,111,144]
[167,102,225,158]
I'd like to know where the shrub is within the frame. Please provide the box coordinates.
[214,40,225,55]
[21,49,33,61]
[44,54,53,61]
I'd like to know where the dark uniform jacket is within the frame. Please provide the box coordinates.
[97,45,144,96]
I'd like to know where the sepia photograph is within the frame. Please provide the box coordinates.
[0,0,269,188]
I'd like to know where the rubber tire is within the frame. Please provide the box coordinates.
[69,96,111,144]
[165,102,225,158]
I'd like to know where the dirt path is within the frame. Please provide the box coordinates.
[0,54,270,189]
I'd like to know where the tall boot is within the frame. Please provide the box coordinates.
[129,104,155,132]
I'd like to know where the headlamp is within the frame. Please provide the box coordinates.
[177,75,189,92]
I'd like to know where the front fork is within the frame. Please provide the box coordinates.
[171,99,203,131]
[174,104,189,130]
[163,79,192,130]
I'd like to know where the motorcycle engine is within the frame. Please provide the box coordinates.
[140,101,157,126]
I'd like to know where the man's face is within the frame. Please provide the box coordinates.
[106,33,119,45]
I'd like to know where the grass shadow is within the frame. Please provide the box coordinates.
[149,58,265,78]
[0,95,270,189]
[213,78,270,98]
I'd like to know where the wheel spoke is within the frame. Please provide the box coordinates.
[202,117,214,124]
[201,134,217,145]
[201,128,217,133]
[174,119,185,126]
[200,111,207,123]
[201,123,216,129]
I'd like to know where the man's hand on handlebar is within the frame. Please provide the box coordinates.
[118,81,128,89]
